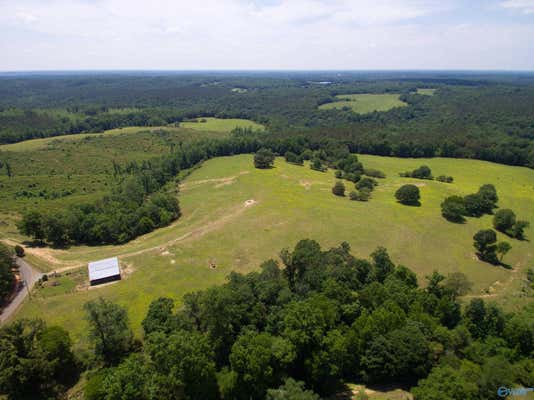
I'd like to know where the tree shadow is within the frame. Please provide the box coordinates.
[398,200,421,207]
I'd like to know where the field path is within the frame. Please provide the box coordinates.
[0,258,43,324]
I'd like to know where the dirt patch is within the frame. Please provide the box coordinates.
[299,180,312,190]
[244,199,257,207]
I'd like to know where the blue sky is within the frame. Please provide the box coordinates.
[1,0,534,70]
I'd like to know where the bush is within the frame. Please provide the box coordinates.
[349,189,371,201]
[356,177,377,191]
[473,229,499,264]
[441,196,466,223]
[284,151,303,165]
[395,184,420,205]
[493,209,516,233]
[401,165,433,179]
[332,181,345,197]
[436,175,454,183]
[310,158,326,172]
[14,245,25,257]
[254,148,275,169]
[363,168,386,178]
[335,170,343,179]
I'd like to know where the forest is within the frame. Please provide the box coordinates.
[0,240,531,399]
[1,72,534,168]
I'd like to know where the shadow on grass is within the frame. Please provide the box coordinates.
[397,200,421,207]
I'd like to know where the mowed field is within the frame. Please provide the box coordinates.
[180,117,264,132]
[319,93,407,113]
[12,154,534,346]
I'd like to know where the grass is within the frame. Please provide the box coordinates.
[180,117,264,132]
[416,88,437,96]
[319,94,407,114]
[10,154,534,346]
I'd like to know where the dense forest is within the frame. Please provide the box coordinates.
[0,240,531,399]
[1,72,534,168]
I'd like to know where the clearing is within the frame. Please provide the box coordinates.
[179,117,264,132]
[9,154,534,345]
[319,93,407,113]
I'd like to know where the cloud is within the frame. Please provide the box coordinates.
[0,0,532,70]
[500,0,534,14]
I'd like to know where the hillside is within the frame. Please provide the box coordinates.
[12,154,534,343]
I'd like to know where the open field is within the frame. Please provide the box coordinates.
[180,117,264,132]
[416,88,437,95]
[9,154,534,346]
[319,93,407,113]
[0,117,262,152]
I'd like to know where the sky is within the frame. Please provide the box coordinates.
[1,0,534,71]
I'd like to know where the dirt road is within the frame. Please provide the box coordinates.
[0,258,43,324]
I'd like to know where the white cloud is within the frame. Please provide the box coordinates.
[500,0,534,14]
[0,0,532,70]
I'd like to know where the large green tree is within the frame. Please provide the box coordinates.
[84,298,133,365]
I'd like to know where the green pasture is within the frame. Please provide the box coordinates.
[416,88,437,95]
[12,154,534,345]
[180,117,264,132]
[319,93,407,113]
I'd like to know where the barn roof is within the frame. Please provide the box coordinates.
[88,257,120,282]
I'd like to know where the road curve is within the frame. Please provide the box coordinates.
[0,258,43,324]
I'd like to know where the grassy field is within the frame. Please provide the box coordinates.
[416,88,437,96]
[0,117,262,152]
[10,154,534,346]
[180,117,264,132]
[319,94,407,113]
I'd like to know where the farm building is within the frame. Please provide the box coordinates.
[88,257,121,286]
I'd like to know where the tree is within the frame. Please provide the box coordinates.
[411,165,432,179]
[493,209,516,233]
[266,378,320,400]
[142,297,175,335]
[145,330,219,400]
[441,196,466,223]
[84,298,133,365]
[17,211,45,243]
[5,162,12,178]
[463,194,485,217]
[0,244,15,303]
[229,331,295,399]
[356,177,377,191]
[285,151,303,165]
[332,181,345,196]
[349,189,371,201]
[0,319,77,399]
[14,245,24,257]
[473,229,498,264]
[254,148,275,169]
[510,220,529,240]
[371,247,395,283]
[395,184,420,205]
[496,241,511,263]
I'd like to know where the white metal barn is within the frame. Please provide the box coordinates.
[88,257,121,286]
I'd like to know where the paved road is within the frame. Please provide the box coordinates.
[0,258,43,324]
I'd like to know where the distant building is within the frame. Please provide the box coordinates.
[88,257,121,286]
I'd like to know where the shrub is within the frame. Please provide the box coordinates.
[363,168,386,178]
[436,175,454,183]
[254,148,275,169]
[349,189,371,201]
[441,196,466,223]
[335,170,343,179]
[356,177,377,191]
[332,181,345,197]
[493,209,516,233]
[473,229,499,264]
[14,245,25,257]
[395,184,420,205]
